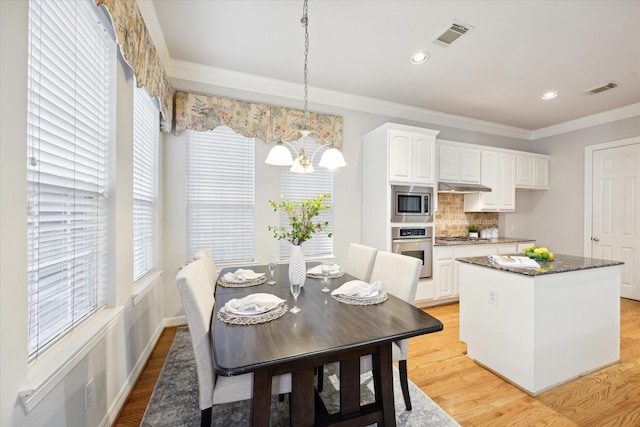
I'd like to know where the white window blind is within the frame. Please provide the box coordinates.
[26,0,114,359]
[133,86,159,281]
[186,127,255,263]
[279,139,334,259]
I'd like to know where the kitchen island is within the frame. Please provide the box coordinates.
[457,254,623,395]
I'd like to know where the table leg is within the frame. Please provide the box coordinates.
[291,368,315,426]
[377,343,396,426]
[251,369,272,427]
[339,357,360,417]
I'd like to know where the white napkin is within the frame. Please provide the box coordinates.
[307,264,341,276]
[488,255,540,268]
[224,293,285,316]
[331,280,381,299]
[222,268,265,283]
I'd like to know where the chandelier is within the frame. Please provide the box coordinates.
[265,0,347,174]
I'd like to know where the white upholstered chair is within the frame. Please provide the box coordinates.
[342,243,378,281]
[175,259,292,426]
[317,243,378,391]
[360,251,422,410]
[316,243,378,391]
[194,248,217,293]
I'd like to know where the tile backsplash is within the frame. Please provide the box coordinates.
[435,193,498,237]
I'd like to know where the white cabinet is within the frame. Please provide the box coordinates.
[437,141,481,184]
[362,123,440,251]
[516,154,550,189]
[416,241,535,306]
[500,154,516,209]
[434,247,455,299]
[389,130,436,184]
[464,150,515,212]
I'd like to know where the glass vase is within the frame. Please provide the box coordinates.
[288,244,307,288]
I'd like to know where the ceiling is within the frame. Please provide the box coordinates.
[146,0,640,135]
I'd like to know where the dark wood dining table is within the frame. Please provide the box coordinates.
[213,263,443,426]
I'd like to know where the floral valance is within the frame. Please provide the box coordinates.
[174,91,343,148]
[96,0,174,132]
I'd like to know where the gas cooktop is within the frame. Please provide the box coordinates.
[435,236,491,242]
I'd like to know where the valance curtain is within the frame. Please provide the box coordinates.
[94,1,343,146]
[174,91,343,148]
[96,0,174,132]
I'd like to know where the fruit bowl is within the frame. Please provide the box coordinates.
[523,246,554,261]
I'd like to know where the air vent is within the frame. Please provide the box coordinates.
[434,21,473,47]
[587,82,618,95]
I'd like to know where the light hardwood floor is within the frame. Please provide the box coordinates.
[114,298,640,426]
[114,327,177,427]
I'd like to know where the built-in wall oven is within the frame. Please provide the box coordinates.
[391,226,433,279]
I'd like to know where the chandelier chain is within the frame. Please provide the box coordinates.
[301,0,309,125]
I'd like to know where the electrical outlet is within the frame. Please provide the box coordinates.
[488,288,498,305]
[85,378,95,411]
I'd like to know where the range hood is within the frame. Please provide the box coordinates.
[438,182,492,193]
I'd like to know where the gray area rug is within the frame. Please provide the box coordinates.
[142,327,460,426]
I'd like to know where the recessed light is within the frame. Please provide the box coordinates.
[411,51,430,64]
[541,91,558,100]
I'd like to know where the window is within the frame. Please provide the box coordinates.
[186,127,255,263]
[132,86,159,281]
[278,138,334,259]
[26,0,114,359]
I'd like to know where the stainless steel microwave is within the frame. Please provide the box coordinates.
[391,185,433,223]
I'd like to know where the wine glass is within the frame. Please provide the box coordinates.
[290,280,302,313]
[321,260,331,293]
[267,256,277,285]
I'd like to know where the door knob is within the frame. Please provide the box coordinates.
[592,236,600,242]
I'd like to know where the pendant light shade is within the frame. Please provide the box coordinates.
[265,141,294,166]
[290,157,314,174]
[318,146,347,169]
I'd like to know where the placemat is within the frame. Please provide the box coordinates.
[217,302,288,325]
[307,270,346,279]
[217,275,267,288]
[331,291,388,306]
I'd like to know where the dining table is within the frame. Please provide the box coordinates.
[212,263,443,426]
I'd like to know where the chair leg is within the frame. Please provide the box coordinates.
[398,360,412,411]
[201,407,212,427]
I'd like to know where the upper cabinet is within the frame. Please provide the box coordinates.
[363,123,440,186]
[438,141,481,184]
[464,150,516,212]
[388,129,437,184]
[516,154,550,189]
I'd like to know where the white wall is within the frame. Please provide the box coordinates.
[502,116,640,255]
[1,2,166,425]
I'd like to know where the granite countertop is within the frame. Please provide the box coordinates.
[434,237,535,247]
[456,253,624,276]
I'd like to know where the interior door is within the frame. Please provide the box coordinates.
[592,143,640,300]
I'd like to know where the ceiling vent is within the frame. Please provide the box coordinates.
[433,21,473,47]
[587,82,618,95]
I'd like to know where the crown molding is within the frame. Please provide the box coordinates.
[530,102,640,140]
[166,58,533,140]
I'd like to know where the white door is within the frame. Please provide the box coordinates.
[592,143,640,300]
